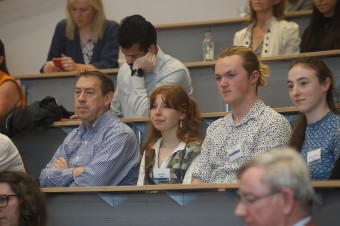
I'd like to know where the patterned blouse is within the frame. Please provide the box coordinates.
[192,100,291,183]
[82,38,94,65]
[301,111,340,180]
[250,40,264,57]
[137,139,202,185]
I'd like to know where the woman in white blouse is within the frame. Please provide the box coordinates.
[234,0,300,57]
[137,84,203,185]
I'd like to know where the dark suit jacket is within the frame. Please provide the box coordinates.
[305,219,317,226]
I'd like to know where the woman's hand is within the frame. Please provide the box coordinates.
[43,61,63,73]
[61,54,97,71]
[61,54,77,71]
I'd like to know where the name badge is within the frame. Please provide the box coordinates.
[153,168,171,181]
[307,148,321,166]
[228,143,242,162]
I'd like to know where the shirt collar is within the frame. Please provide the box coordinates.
[264,16,277,27]
[78,109,115,134]
[229,99,265,127]
[153,137,186,151]
[307,110,332,127]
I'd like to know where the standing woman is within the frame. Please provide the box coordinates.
[137,84,203,185]
[300,0,340,52]
[234,0,300,57]
[42,0,119,73]
[0,171,47,226]
[288,57,340,180]
[0,39,26,119]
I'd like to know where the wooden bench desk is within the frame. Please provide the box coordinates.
[12,50,340,114]
[154,10,312,30]
[40,181,340,226]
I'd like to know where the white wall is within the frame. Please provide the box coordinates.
[0,0,247,75]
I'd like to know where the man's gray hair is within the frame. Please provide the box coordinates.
[238,148,315,214]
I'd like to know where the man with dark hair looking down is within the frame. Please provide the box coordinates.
[111,14,193,118]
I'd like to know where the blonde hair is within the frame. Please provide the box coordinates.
[65,0,106,42]
[218,46,270,89]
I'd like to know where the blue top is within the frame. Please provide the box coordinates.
[39,110,140,187]
[43,19,119,70]
[301,111,340,180]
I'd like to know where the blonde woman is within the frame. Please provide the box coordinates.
[42,0,119,73]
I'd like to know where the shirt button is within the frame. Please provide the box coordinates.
[85,141,88,144]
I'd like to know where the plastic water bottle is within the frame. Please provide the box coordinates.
[202,29,214,61]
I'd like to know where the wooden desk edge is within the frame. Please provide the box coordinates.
[41,180,340,193]
[52,104,338,127]
[13,50,340,80]
[187,49,340,68]
[51,106,299,127]
[12,68,119,79]
[41,183,238,193]
[155,10,312,30]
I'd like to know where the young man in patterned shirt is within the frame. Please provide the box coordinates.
[192,46,291,183]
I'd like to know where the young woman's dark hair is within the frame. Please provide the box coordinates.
[300,0,340,52]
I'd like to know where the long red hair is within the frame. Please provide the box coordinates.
[143,84,203,170]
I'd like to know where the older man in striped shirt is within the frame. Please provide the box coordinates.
[39,71,140,187]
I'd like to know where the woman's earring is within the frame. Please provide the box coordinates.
[179,120,183,128]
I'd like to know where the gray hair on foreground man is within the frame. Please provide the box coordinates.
[235,148,316,226]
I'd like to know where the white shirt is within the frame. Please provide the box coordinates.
[137,138,199,185]
[233,17,300,56]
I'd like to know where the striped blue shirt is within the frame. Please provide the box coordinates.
[39,110,140,187]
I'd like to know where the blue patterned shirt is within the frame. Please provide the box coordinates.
[39,110,140,187]
[301,112,340,180]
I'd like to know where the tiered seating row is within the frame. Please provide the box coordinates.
[40,181,340,226]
